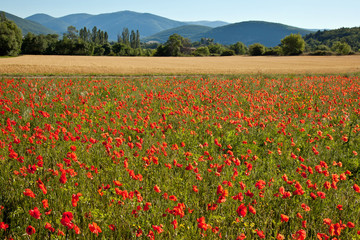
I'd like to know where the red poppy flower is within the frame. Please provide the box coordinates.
[276,233,285,240]
[0,222,9,230]
[89,222,102,236]
[236,204,247,218]
[154,185,161,193]
[256,229,265,238]
[26,225,36,235]
[281,214,289,222]
[237,233,246,240]
[23,189,36,198]
[171,219,178,229]
[29,207,41,219]
[109,224,116,231]
[292,229,306,240]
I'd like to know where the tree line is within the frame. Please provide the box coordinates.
[20,25,151,56]
[0,12,358,57]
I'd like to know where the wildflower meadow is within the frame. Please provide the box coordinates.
[1,75,360,239]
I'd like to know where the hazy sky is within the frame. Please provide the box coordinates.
[2,0,360,29]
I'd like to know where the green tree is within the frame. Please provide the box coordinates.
[230,42,247,55]
[208,43,224,55]
[281,33,305,55]
[21,33,48,54]
[135,30,141,49]
[200,38,214,46]
[155,34,191,56]
[193,46,210,56]
[331,41,352,55]
[65,26,79,40]
[44,34,59,54]
[248,43,265,56]
[130,30,136,49]
[79,27,90,42]
[94,45,105,56]
[221,49,235,56]
[121,28,130,46]
[166,34,182,56]
[0,12,22,56]
[54,36,73,55]
[92,26,99,44]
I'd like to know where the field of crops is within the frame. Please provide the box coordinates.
[1,55,360,75]
[1,75,360,239]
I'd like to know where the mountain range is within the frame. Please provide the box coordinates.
[4,12,55,35]
[144,21,313,46]
[3,10,315,47]
[25,11,228,40]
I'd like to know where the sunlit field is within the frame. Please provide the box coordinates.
[1,55,360,75]
[1,75,360,239]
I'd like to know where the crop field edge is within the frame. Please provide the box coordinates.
[2,71,360,80]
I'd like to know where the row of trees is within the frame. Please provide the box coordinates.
[0,12,357,57]
[20,26,150,56]
[152,33,306,56]
[0,13,150,56]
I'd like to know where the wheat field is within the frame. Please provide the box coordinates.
[1,55,360,75]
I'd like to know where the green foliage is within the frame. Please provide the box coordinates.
[0,12,22,56]
[308,45,333,56]
[154,34,191,56]
[21,33,59,55]
[220,49,235,56]
[248,43,265,56]
[304,27,360,52]
[280,33,305,55]
[2,75,360,239]
[208,43,224,55]
[230,41,247,55]
[263,46,283,56]
[94,45,105,56]
[193,46,210,56]
[65,25,79,40]
[331,41,352,55]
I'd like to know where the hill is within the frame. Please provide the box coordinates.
[142,25,212,43]
[26,14,70,35]
[3,11,56,35]
[194,21,313,47]
[26,11,225,41]
[304,27,360,51]
[185,20,228,28]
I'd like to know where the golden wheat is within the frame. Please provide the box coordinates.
[0,55,359,75]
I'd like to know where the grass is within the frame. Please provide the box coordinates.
[1,74,360,239]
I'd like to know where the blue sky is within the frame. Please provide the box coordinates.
[2,0,360,29]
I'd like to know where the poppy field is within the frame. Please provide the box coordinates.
[1,75,360,239]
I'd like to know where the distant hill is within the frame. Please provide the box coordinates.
[6,10,315,46]
[26,13,70,35]
[144,20,313,46]
[26,11,224,41]
[194,21,313,47]
[3,11,56,35]
[304,27,360,51]
[185,20,228,28]
[143,25,213,43]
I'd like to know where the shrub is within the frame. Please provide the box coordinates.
[193,46,210,56]
[220,49,235,56]
[281,34,305,56]
[248,43,265,56]
[332,41,352,55]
